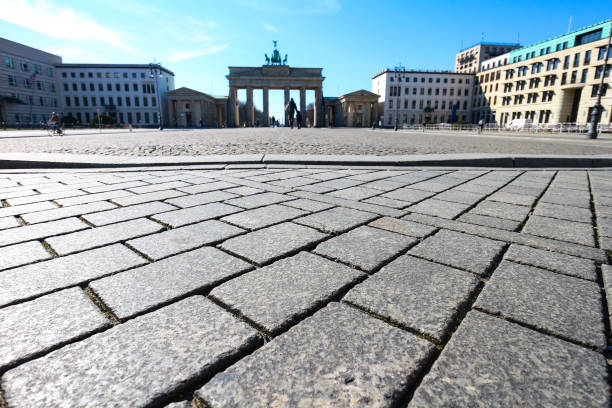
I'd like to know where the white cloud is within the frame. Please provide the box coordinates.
[0,0,131,50]
[264,23,280,33]
[169,44,229,62]
[186,17,218,28]
[240,0,341,15]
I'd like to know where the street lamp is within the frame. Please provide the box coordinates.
[149,62,164,130]
[393,63,405,131]
[587,25,611,139]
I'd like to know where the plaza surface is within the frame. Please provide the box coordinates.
[0,163,610,407]
[1,127,612,156]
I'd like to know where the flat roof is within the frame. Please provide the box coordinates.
[458,42,521,53]
[56,63,175,76]
[372,68,473,79]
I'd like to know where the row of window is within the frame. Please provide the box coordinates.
[388,99,468,110]
[64,95,157,108]
[389,76,469,85]
[4,57,54,76]
[6,93,58,107]
[388,86,470,97]
[64,111,158,125]
[512,28,604,63]
[7,75,56,92]
[61,71,151,80]
[387,113,468,125]
[62,82,156,94]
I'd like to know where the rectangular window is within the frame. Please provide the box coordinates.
[136,112,141,122]
[152,97,156,107]
[573,53,580,68]
[584,50,591,65]
[98,83,103,91]
[100,96,105,105]
[90,83,94,91]
[126,97,131,106]
[576,28,602,45]
[83,97,88,107]
[133,83,138,91]
[72,83,77,91]
[117,96,122,106]
[51,83,55,92]
[4,57,14,68]
[143,96,148,107]
[570,70,577,84]
[88,72,93,78]
[144,112,150,123]
[91,96,96,106]
[563,56,570,69]
[107,83,112,91]
[81,83,86,91]
[580,69,588,83]
[561,72,567,85]
[65,96,71,106]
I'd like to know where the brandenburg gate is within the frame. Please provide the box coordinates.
[226,42,325,127]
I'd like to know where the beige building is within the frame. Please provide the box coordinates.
[166,87,226,127]
[473,20,612,126]
[324,90,379,127]
[456,42,521,74]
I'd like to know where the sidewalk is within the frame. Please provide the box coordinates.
[0,164,610,407]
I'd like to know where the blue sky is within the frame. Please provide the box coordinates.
[0,0,609,121]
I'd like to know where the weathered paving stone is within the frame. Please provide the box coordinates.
[55,190,134,207]
[369,216,437,238]
[0,216,20,229]
[504,244,597,281]
[293,206,378,234]
[20,201,117,224]
[344,255,478,342]
[111,189,187,206]
[434,189,484,205]
[82,180,148,193]
[177,181,237,194]
[196,302,435,408]
[127,220,244,260]
[0,201,57,217]
[523,215,595,246]
[327,186,380,201]
[152,202,243,227]
[281,198,334,212]
[219,222,328,265]
[314,226,416,272]
[210,252,364,335]
[409,229,506,276]
[533,202,592,223]
[470,200,531,222]
[408,198,471,219]
[381,187,435,203]
[0,244,145,307]
[46,218,163,256]
[0,241,52,271]
[304,178,364,193]
[269,176,320,188]
[127,180,192,194]
[475,261,606,349]
[0,287,109,371]
[410,310,609,408]
[597,217,612,238]
[541,190,591,209]
[224,186,263,196]
[0,217,88,247]
[362,196,411,209]
[165,190,238,209]
[602,265,612,334]
[224,192,293,209]
[221,204,307,230]
[1,297,260,408]
[360,179,405,191]
[457,213,520,231]
[90,247,252,320]
[487,191,537,207]
[290,190,403,217]
[82,201,177,226]
[7,190,86,206]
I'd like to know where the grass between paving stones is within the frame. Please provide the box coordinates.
[84,286,120,325]
[40,238,59,258]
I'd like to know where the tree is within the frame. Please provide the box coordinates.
[237,101,265,126]
[89,113,116,127]
[306,102,314,126]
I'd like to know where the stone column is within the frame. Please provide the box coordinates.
[177,100,184,127]
[284,88,290,125]
[262,87,269,126]
[167,98,175,127]
[193,100,202,127]
[216,104,222,127]
[299,88,306,127]
[246,87,254,127]
[314,87,323,127]
[373,102,379,126]
[348,102,355,127]
[228,86,237,127]
[364,103,371,127]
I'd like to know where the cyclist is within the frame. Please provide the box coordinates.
[48,112,62,136]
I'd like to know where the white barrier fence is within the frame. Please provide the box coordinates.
[395,123,612,135]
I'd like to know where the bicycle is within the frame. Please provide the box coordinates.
[46,123,63,136]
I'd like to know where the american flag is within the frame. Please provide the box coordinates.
[26,73,36,86]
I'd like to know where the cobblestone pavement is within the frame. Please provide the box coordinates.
[0,164,611,407]
[2,127,612,156]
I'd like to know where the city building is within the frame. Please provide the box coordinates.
[165,87,227,127]
[56,63,174,127]
[0,37,61,126]
[473,19,612,126]
[455,42,522,74]
[372,69,473,126]
[323,90,379,127]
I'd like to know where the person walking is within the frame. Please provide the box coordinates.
[478,118,485,134]
[271,115,275,128]
[285,98,297,129]
[296,110,302,129]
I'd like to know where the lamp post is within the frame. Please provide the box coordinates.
[587,25,611,139]
[149,62,164,130]
[393,63,405,131]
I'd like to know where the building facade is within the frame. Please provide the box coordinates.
[323,90,379,127]
[165,87,227,127]
[473,19,612,126]
[56,64,175,127]
[0,37,61,126]
[456,42,521,74]
[372,69,473,126]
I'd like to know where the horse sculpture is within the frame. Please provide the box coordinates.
[282,54,288,65]
[265,54,270,64]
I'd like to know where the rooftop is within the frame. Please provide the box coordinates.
[458,42,521,53]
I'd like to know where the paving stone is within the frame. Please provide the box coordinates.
[541,190,591,209]
[504,244,597,281]
[223,192,293,209]
[0,287,109,371]
[211,252,366,336]
[164,190,238,209]
[409,180,455,193]
[0,217,88,247]
[434,189,484,205]
[470,200,531,222]
[196,302,434,408]
[55,190,134,207]
[213,175,291,194]
[127,220,244,260]
[7,190,86,206]
[454,182,499,195]
[410,310,609,408]
[457,213,520,231]
[0,216,20,229]
[597,216,612,238]
[221,204,307,230]
[152,202,242,227]
[1,296,260,408]
[361,195,411,208]
[381,187,435,203]
[219,222,328,265]
[475,261,606,349]
[523,215,595,246]
[304,178,364,193]
[82,180,148,193]
[176,181,237,194]
[293,206,378,234]
[359,179,405,191]
[369,216,437,238]
[124,180,190,194]
[409,198,471,219]
[90,247,252,320]
[344,255,478,342]
[533,202,592,223]
[602,264,612,334]
[224,186,263,196]
[0,244,145,307]
[0,188,37,200]
[290,190,404,217]
[0,241,52,271]
[269,176,320,188]
[111,189,187,206]
[281,198,334,212]
[594,203,612,219]
[487,191,537,206]
[327,186,380,201]
[409,229,505,276]
[20,201,117,224]
[314,226,416,272]
[0,201,57,218]
[164,401,191,408]
[82,201,177,226]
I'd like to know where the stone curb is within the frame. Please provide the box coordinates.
[1,152,612,169]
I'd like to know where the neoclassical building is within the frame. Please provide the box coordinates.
[324,90,379,127]
[165,87,227,127]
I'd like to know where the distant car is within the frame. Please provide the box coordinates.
[507,118,533,130]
